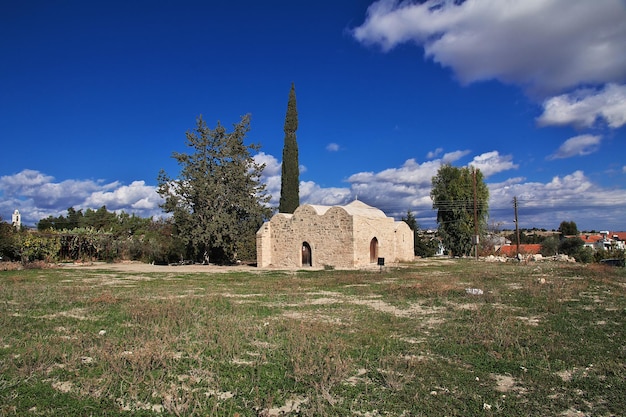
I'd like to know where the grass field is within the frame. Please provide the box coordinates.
[1,260,625,416]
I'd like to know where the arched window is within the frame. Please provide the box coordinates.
[302,242,312,267]
[370,237,379,263]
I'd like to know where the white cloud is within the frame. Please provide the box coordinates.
[254,152,282,176]
[0,169,53,193]
[4,158,625,232]
[348,158,441,187]
[487,171,626,230]
[344,150,518,219]
[300,181,351,206]
[353,0,626,94]
[0,170,163,225]
[427,147,443,159]
[548,134,602,160]
[469,151,518,177]
[326,143,340,152]
[537,84,626,128]
[83,181,163,214]
[441,150,470,164]
[346,154,469,217]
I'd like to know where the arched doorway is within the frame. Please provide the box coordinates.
[370,237,379,263]
[302,242,312,267]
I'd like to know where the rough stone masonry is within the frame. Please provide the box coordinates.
[256,200,414,268]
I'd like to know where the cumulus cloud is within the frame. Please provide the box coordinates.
[426,148,443,159]
[83,181,163,213]
[0,170,163,225]
[0,169,54,193]
[487,171,626,230]
[353,0,626,94]
[548,134,602,160]
[441,150,470,164]
[469,151,518,177]
[254,152,281,176]
[4,156,625,231]
[537,84,626,128]
[344,150,518,219]
[326,143,341,152]
[300,181,351,206]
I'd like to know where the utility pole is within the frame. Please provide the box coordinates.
[514,196,520,258]
[473,168,479,260]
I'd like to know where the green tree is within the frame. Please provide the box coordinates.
[0,216,20,260]
[558,220,578,237]
[37,216,54,231]
[401,210,437,257]
[540,236,559,256]
[279,83,300,213]
[558,237,584,257]
[82,206,117,230]
[402,210,418,231]
[157,115,271,264]
[431,165,489,257]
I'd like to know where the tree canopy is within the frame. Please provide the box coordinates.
[157,115,271,264]
[431,165,489,257]
[558,220,578,237]
[38,206,148,235]
[279,83,300,213]
[401,210,439,257]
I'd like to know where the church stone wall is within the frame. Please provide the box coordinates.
[393,221,415,262]
[256,201,414,268]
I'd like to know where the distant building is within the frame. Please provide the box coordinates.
[581,231,625,251]
[256,200,414,268]
[11,209,21,229]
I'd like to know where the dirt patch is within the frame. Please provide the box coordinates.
[557,369,575,382]
[257,396,308,416]
[53,380,74,393]
[58,261,263,274]
[492,374,527,395]
[38,308,94,321]
[282,310,345,325]
[516,315,541,326]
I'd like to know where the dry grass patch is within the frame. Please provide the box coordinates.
[1,260,625,416]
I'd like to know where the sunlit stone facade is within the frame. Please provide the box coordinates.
[256,200,414,268]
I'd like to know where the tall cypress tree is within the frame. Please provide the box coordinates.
[279,83,300,213]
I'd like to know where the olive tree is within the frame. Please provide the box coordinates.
[157,115,271,264]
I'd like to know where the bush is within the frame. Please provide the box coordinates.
[540,236,559,257]
[20,232,61,263]
[558,237,584,256]
[0,222,20,261]
[594,248,625,263]
[574,246,594,263]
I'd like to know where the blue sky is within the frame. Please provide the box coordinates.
[1,0,625,231]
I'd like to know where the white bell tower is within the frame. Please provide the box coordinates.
[12,209,21,229]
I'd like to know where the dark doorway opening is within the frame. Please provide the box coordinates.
[302,242,312,267]
[370,237,379,263]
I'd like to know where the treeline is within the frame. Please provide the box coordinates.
[38,206,150,234]
[1,207,187,264]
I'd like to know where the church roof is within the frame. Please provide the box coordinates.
[341,200,387,218]
[298,200,387,219]
[305,205,332,215]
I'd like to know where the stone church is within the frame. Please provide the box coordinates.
[256,200,414,268]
